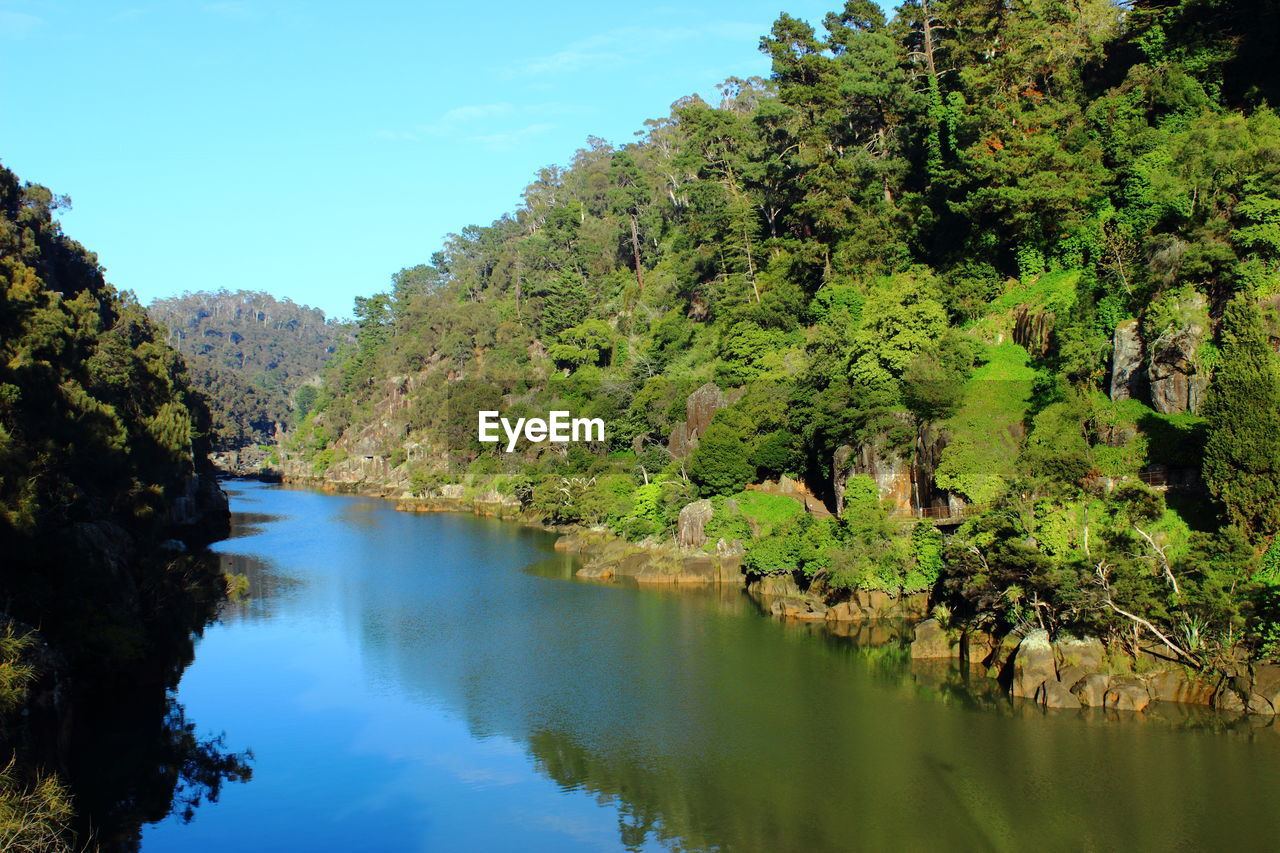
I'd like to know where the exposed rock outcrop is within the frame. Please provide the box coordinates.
[832,419,965,518]
[677,499,714,548]
[1109,319,1145,401]
[667,382,742,457]
[1053,635,1105,672]
[1072,673,1112,707]
[1147,291,1209,414]
[1012,305,1055,358]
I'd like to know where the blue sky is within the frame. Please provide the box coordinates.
[0,0,849,320]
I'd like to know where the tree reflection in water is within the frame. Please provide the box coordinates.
[73,690,252,853]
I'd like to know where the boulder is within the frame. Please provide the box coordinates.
[1011,629,1056,699]
[1104,683,1151,712]
[1246,693,1276,715]
[987,632,1024,681]
[677,499,714,548]
[825,601,866,623]
[1214,686,1245,714]
[1036,679,1082,710]
[1072,673,1112,708]
[770,598,827,622]
[961,629,999,669]
[1249,663,1280,710]
[1056,666,1088,692]
[1053,635,1105,672]
[575,565,614,581]
[1110,319,1145,401]
[910,619,958,660]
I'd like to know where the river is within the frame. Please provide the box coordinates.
[138,482,1280,851]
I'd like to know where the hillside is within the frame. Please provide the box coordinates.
[289,0,1280,677]
[0,164,239,850]
[148,290,350,451]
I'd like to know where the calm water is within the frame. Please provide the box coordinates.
[140,483,1280,852]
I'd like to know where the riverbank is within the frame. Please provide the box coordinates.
[280,473,1280,724]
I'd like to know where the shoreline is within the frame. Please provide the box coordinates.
[270,472,1280,725]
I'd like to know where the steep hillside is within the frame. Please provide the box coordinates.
[148,290,350,451]
[291,0,1280,679]
[0,163,237,850]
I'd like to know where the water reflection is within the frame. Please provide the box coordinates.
[143,484,1280,851]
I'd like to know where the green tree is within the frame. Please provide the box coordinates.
[1202,297,1280,542]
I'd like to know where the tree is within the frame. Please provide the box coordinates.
[1202,297,1280,543]
[689,411,755,496]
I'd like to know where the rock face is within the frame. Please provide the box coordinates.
[1250,664,1280,713]
[910,618,958,659]
[667,382,741,457]
[1149,334,1207,414]
[677,499,714,548]
[1148,669,1216,706]
[1147,291,1209,414]
[832,419,964,518]
[1110,319,1145,401]
[1012,305,1055,358]
[1011,630,1056,699]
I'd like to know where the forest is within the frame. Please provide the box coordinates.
[148,290,349,451]
[290,0,1280,674]
[0,164,246,851]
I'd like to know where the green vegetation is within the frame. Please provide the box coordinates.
[1,162,245,848]
[290,0,1280,674]
[148,290,351,450]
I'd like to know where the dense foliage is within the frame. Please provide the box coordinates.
[294,0,1280,670]
[148,290,350,450]
[0,163,244,849]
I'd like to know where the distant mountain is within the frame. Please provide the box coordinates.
[148,290,351,450]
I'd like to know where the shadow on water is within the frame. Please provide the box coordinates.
[67,545,256,852]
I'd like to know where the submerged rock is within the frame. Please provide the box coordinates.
[770,597,827,622]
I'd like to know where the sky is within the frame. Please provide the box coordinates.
[0,0,847,320]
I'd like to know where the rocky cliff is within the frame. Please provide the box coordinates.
[1109,291,1211,414]
[832,419,966,518]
